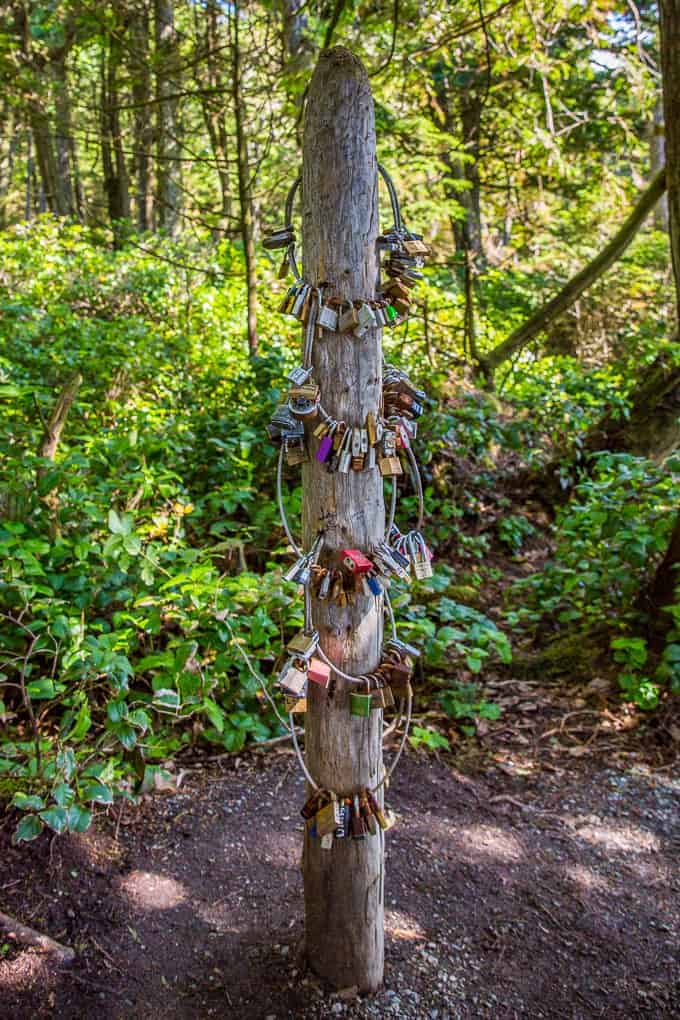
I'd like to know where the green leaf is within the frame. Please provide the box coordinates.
[27,677,56,700]
[66,805,93,833]
[52,782,74,806]
[40,806,69,834]
[115,723,137,750]
[12,792,46,811]
[107,699,128,723]
[203,698,225,733]
[82,782,114,805]
[13,815,44,844]
[154,688,180,709]
[108,509,133,535]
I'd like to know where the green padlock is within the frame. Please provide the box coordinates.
[350,692,372,718]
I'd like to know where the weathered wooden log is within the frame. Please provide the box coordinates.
[301,47,385,992]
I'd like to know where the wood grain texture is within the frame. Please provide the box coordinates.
[301,46,385,993]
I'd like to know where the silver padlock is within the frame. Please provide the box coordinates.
[318,303,339,331]
[287,364,313,385]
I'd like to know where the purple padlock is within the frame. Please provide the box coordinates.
[316,434,334,462]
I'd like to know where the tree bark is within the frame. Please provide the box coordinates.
[154,0,182,235]
[660,1,680,326]
[650,96,669,232]
[644,509,680,632]
[450,95,484,265]
[301,47,384,993]
[131,2,153,232]
[101,18,131,241]
[231,0,258,355]
[197,0,231,236]
[49,39,80,220]
[477,168,668,382]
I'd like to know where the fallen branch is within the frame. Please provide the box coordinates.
[0,910,75,965]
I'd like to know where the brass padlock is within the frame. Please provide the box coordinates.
[379,455,403,477]
[287,629,319,660]
[316,797,341,837]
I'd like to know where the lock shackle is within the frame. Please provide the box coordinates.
[282,163,404,283]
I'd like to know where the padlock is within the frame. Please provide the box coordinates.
[287,629,319,659]
[317,431,335,463]
[318,302,339,331]
[284,437,308,465]
[277,657,307,696]
[308,657,330,687]
[366,789,388,831]
[360,793,377,835]
[350,691,372,718]
[287,364,313,386]
[316,797,341,837]
[379,455,403,477]
[338,302,360,333]
[300,789,328,819]
[285,696,307,714]
[351,794,366,839]
[341,549,373,574]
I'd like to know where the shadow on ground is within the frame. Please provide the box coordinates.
[1,754,678,1019]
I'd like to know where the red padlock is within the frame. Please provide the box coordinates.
[341,549,373,574]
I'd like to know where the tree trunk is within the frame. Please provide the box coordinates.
[131,4,153,232]
[477,168,668,383]
[231,0,258,355]
[101,22,130,240]
[660,1,680,326]
[50,50,79,219]
[154,0,182,235]
[197,0,231,237]
[301,47,385,993]
[450,95,484,266]
[0,101,18,227]
[650,96,669,232]
[644,509,680,631]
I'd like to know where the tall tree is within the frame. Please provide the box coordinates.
[154,0,182,234]
[231,0,258,355]
[131,0,154,232]
[101,7,131,239]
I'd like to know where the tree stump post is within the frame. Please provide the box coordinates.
[301,47,385,992]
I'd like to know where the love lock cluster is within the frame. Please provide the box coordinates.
[268,367,426,476]
[264,166,433,839]
[278,636,419,718]
[301,787,396,850]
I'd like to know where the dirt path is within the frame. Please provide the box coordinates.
[1,751,678,1020]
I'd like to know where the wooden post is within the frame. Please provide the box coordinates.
[301,47,385,992]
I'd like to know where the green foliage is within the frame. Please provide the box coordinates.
[508,454,680,630]
[409,726,450,752]
[437,682,502,724]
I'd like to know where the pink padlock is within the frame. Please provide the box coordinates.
[308,657,330,687]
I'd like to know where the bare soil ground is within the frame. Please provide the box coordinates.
[1,734,678,1020]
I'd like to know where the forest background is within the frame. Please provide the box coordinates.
[0,0,678,844]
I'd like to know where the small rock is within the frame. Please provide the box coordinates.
[331,1003,344,1014]
[337,985,359,1001]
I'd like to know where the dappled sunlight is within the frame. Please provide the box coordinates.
[571,822,661,855]
[454,824,524,863]
[564,863,611,893]
[118,870,188,910]
[385,909,427,942]
[0,952,55,991]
